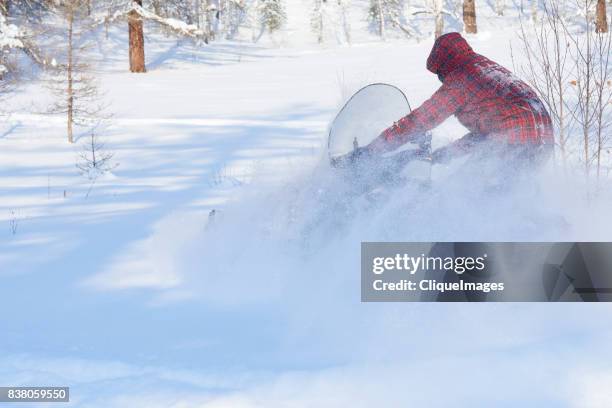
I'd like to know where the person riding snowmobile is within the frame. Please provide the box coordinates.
[355,32,554,168]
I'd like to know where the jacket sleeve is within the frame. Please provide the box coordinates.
[370,81,464,152]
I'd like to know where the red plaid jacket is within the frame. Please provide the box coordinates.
[376,33,554,151]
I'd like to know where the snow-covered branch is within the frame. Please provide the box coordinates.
[411,8,453,17]
[0,14,24,75]
[132,3,204,37]
[390,16,415,37]
[93,2,204,38]
[0,14,24,49]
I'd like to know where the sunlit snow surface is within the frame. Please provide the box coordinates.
[1,8,612,408]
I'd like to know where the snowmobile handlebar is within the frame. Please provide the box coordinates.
[330,132,432,170]
[330,145,431,170]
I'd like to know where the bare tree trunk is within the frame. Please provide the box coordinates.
[340,0,351,44]
[194,0,208,43]
[314,0,324,43]
[194,0,201,29]
[206,0,215,42]
[435,13,443,38]
[496,0,505,15]
[463,0,477,34]
[582,32,593,180]
[596,0,608,33]
[129,0,146,73]
[377,0,385,39]
[0,0,7,16]
[594,17,612,181]
[152,0,162,15]
[67,5,75,144]
[433,0,443,38]
[597,124,602,179]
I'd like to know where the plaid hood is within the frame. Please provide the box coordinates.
[426,32,475,76]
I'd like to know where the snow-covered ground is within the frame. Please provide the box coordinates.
[2,7,612,407]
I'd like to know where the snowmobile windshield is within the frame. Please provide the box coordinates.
[328,84,411,159]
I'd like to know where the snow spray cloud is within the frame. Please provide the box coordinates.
[165,141,612,397]
[178,141,612,307]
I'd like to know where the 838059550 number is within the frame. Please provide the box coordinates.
[1,387,69,402]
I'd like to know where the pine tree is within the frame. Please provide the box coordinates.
[311,0,325,43]
[77,131,116,181]
[0,12,23,79]
[259,0,285,33]
[47,0,107,144]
